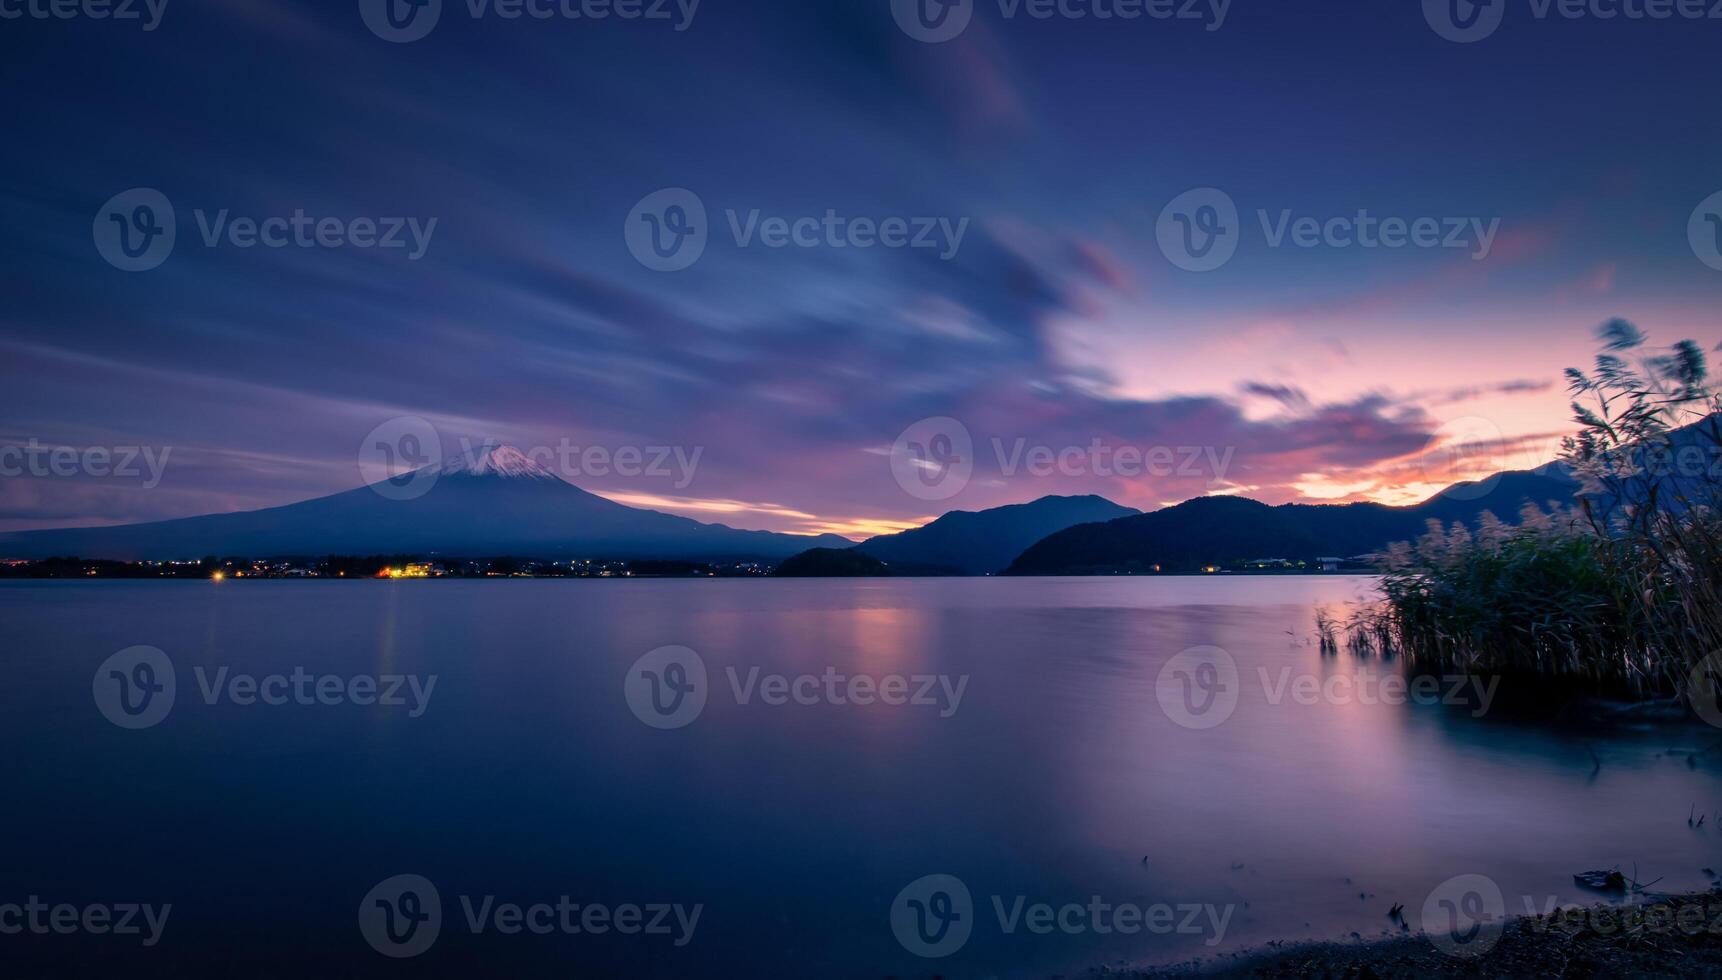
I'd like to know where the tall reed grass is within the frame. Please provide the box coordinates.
[1334,322,1722,699]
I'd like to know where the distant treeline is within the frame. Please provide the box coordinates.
[0,555,773,579]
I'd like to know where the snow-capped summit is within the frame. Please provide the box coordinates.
[441,444,563,481]
[0,439,857,561]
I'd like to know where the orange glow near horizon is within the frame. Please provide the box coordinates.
[797,517,928,538]
[597,489,924,540]
[588,403,1584,533]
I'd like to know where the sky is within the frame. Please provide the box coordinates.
[2,0,1720,537]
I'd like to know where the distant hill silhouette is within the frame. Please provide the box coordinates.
[1005,469,1581,575]
[836,494,1140,575]
[1580,412,1722,519]
[773,548,893,577]
[0,446,851,561]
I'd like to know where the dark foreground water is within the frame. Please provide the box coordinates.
[2,577,1717,977]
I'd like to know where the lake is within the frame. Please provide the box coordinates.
[2,576,1715,976]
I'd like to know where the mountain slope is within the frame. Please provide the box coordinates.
[773,548,893,577]
[847,494,1140,574]
[1006,469,1581,575]
[0,446,850,561]
[1580,412,1722,517]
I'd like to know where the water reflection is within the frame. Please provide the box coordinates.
[0,577,1712,977]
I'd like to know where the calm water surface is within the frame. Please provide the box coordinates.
[2,577,1715,977]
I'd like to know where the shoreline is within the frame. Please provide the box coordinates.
[0,564,1382,581]
[1114,890,1722,978]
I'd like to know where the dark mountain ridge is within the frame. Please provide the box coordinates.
[1005,469,1581,575]
[0,446,851,561]
[849,493,1140,574]
[773,548,893,577]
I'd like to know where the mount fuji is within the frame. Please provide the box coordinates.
[0,445,853,561]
